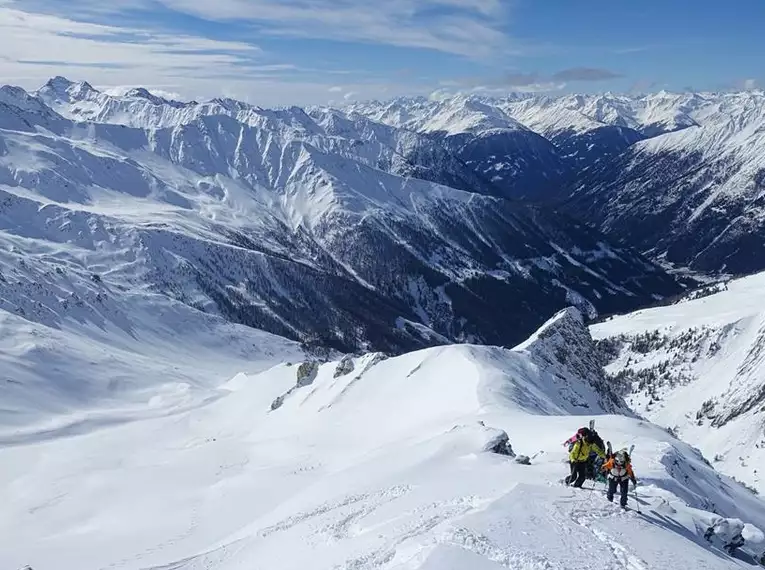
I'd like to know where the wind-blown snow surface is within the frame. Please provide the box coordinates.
[592,271,765,495]
[3,308,765,569]
[0,77,681,355]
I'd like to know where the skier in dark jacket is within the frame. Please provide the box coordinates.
[587,429,607,480]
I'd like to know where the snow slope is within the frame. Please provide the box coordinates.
[592,270,765,494]
[0,271,302,433]
[3,308,765,569]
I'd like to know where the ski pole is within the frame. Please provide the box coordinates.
[633,483,642,514]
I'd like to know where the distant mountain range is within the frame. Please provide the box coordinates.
[350,90,765,274]
[0,77,692,354]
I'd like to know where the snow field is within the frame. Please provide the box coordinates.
[3,326,765,569]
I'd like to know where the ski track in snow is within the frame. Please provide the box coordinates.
[568,500,649,570]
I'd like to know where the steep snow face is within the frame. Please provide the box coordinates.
[569,90,765,274]
[515,308,626,413]
[499,96,646,169]
[3,309,765,570]
[0,81,680,355]
[592,271,765,494]
[305,107,496,195]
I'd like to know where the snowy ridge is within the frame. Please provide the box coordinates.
[592,270,765,495]
[4,307,765,569]
[347,95,530,136]
[349,91,708,141]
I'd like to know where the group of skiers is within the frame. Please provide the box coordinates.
[563,424,638,509]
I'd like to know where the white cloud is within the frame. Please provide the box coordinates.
[743,78,758,90]
[0,3,380,105]
[0,5,262,80]
[146,0,511,58]
[428,88,455,101]
[473,82,565,94]
[0,0,514,105]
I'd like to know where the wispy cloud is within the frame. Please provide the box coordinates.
[155,0,511,58]
[0,1,408,104]
[11,0,512,59]
[0,4,262,77]
[0,0,517,104]
[551,67,622,82]
[613,46,653,55]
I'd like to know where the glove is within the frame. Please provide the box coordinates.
[631,478,637,488]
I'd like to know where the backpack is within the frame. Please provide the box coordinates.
[564,427,591,451]
[614,449,631,466]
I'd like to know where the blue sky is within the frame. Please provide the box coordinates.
[1,0,762,105]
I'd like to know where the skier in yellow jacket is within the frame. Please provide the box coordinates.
[566,428,605,488]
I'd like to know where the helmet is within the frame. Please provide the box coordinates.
[615,451,627,466]
[577,427,591,440]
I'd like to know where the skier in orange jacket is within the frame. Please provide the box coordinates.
[601,449,637,508]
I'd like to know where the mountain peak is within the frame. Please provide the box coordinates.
[45,75,75,91]
[516,307,628,413]
[40,76,98,101]
[124,87,166,104]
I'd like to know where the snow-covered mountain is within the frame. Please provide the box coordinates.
[592,271,765,495]
[5,306,765,570]
[351,90,765,275]
[0,78,681,356]
[348,91,703,188]
[346,95,567,199]
[6,77,765,570]
[570,90,765,274]
[39,80,765,276]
